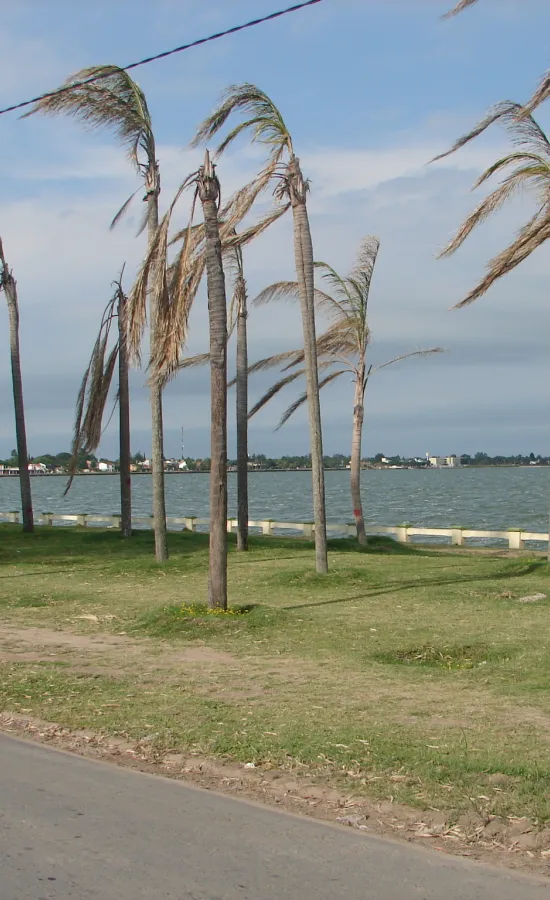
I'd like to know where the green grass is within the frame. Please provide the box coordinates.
[1,523,550,822]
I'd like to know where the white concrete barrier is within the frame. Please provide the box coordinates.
[0,513,547,549]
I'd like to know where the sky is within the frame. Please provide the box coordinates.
[0,0,549,460]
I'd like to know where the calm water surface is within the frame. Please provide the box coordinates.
[1,467,548,531]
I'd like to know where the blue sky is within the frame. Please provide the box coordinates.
[0,0,549,460]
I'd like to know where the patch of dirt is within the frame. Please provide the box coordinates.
[1,711,549,880]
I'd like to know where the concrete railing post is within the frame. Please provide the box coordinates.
[227,519,237,533]
[261,520,273,536]
[42,513,53,526]
[184,517,196,532]
[111,515,121,530]
[76,514,87,527]
[451,528,463,546]
[302,523,314,539]
[508,530,524,551]
[7,511,19,524]
[395,525,409,544]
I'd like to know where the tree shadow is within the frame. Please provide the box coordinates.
[282,561,541,610]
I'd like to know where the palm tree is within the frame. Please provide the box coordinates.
[0,239,33,533]
[196,152,229,609]
[26,65,168,561]
[193,84,329,574]
[247,237,443,543]
[63,276,132,538]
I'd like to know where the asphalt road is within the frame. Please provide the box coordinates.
[1,734,549,899]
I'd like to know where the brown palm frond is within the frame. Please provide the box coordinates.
[176,352,210,370]
[109,188,141,230]
[350,236,380,306]
[192,83,292,162]
[23,65,155,172]
[443,0,479,18]
[455,214,550,307]
[63,293,120,494]
[523,72,550,117]
[277,370,347,429]
[374,348,445,374]
[252,280,336,310]
[222,201,290,251]
[432,102,550,164]
[438,171,539,258]
[248,369,305,419]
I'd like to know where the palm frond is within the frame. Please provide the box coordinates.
[23,65,155,172]
[109,188,140,230]
[523,72,550,117]
[192,83,292,162]
[277,370,346,429]
[177,352,210,370]
[248,369,305,419]
[443,0,479,17]
[252,280,336,310]
[374,348,445,373]
[455,213,550,307]
[432,102,550,164]
[438,172,532,257]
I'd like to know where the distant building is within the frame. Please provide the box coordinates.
[426,454,461,468]
[28,463,47,474]
[98,461,115,473]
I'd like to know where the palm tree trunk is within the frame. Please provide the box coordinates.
[236,277,249,552]
[118,292,132,539]
[351,373,366,545]
[0,241,34,533]
[288,159,328,573]
[147,194,168,562]
[198,157,228,609]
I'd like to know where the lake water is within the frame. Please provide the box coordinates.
[0,467,548,532]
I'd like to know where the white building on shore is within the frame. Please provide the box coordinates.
[426,454,461,468]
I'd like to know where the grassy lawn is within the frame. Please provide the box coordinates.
[1,523,550,829]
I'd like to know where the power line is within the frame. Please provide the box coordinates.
[0,0,326,118]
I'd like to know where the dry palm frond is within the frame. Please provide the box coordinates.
[455,212,550,307]
[277,370,347,429]
[24,65,155,167]
[252,280,335,311]
[193,83,292,163]
[176,352,210,370]
[439,163,547,258]
[63,290,121,494]
[523,72,550,117]
[433,102,550,305]
[374,348,445,374]
[248,369,306,419]
[443,0,479,17]
[432,102,550,163]
[24,65,158,228]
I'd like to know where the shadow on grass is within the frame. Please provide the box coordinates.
[282,561,541,610]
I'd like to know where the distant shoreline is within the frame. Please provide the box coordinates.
[1,464,548,479]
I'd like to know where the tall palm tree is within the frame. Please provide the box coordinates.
[0,239,33,533]
[193,84,329,574]
[197,151,229,609]
[26,65,168,561]
[227,240,249,552]
[247,237,443,543]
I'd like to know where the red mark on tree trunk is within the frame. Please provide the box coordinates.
[353,509,362,519]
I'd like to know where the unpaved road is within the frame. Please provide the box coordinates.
[1,734,549,900]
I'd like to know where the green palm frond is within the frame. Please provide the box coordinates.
[193,83,292,162]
